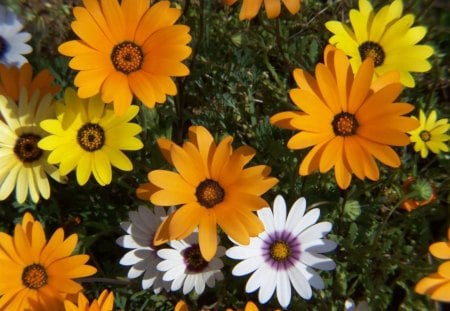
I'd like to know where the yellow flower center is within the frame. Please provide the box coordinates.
[22,264,48,290]
[332,112,359,136]
[111,41,144,74]
[195,179,225,208]
[359,41,385,67]
[77,123,105,152]
[183,244,209,271]
[14,133,43,163]
[270,240,291,262]
[419,130,431,142]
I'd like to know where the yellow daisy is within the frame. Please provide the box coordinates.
[0,212,97,310]
[224,0,301,20]
[270,45,419,189]
[0,91,65,204]
[0,63,60,103]
[64,290,114,311]
[38,88,143,186]
[408,110,449,158]
[58,0,192,115]
[325,0,433,87]
[137,125,278,261]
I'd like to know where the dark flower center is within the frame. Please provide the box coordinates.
[14,133,43,163]
[111,41,144,74]
[195,179,225,208]
[77,123,105,152]
[22,264,48,290]
[270,240,291,262]
[0,36,8,58]
[183,244,209,272]
[359,41,385,67]
[332,112,359,136]
[419,130,431,142]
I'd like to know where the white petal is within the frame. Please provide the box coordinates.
[301,239,337,254]
[207,257,224,270]
[276,271,292,308]
[193,274,206,295]
[183,274,196,294]
[117,235,142,249]
[304,266,325,290]
[226,245,261,260]
[345,298,356,311]
[119,222,132,234]
[298,221,332,242]
[162,264,186,282]
[157,259,180,273]
[288,264,312,299]
[245,264,269,293]
[232,256,264,276]
[257,207,275,233]
[119,249,150,265]
[257,266,277,304]
[157,248,182,261]
[286,197,307,233]
[171,272,186,291]
[300,252,336,271]
[273,195,287,231]
[292,208,321,236]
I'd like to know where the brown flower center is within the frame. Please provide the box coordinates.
[22,264,48,290]
[14,133,43,163]
[111,41,144,74]
[332,112,359,136]
[183,244,209,272]
[419,130,431,142]
[270,240,291,262]
[359,41,385,67]
[195,179,225,208]
[77,123,105,152]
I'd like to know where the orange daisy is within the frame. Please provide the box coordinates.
[224,0,301,20]
[0,212,97,310]
[137,125,278,261]
[58,0,192,115]
[270,45,419,189]
[64,290,114,311]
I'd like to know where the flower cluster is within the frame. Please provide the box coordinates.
[0,0,447,309]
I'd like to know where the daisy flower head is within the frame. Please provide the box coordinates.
[0,5,32,66]
[38,87,143,186]
[58,0,192,115]
[224,0,301,20]
[270,45,419,189]
[0,212,97,310]
[116,205,172,293]
[415,262,450,303]
[226,195,337,308]
[0,91,66,204]
[156,232,225,295]
[408,110,449,158]
[325,0,433,87]
[137,125,278,261]
[64,290,114,311]
[0,62,60,103]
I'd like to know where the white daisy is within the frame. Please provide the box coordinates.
[226,195,337,308]
[0,5,32,66]
[156,232,225,295]
[116,205,171,293]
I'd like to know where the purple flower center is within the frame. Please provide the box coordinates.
[183,244,209,272]
[262,230,300,270]
[0,36,8,58]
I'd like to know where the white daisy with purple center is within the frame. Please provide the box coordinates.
[226,195,337,308]
[116,205,171,293]
[156,232,224,295]
[0,5,32,66]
